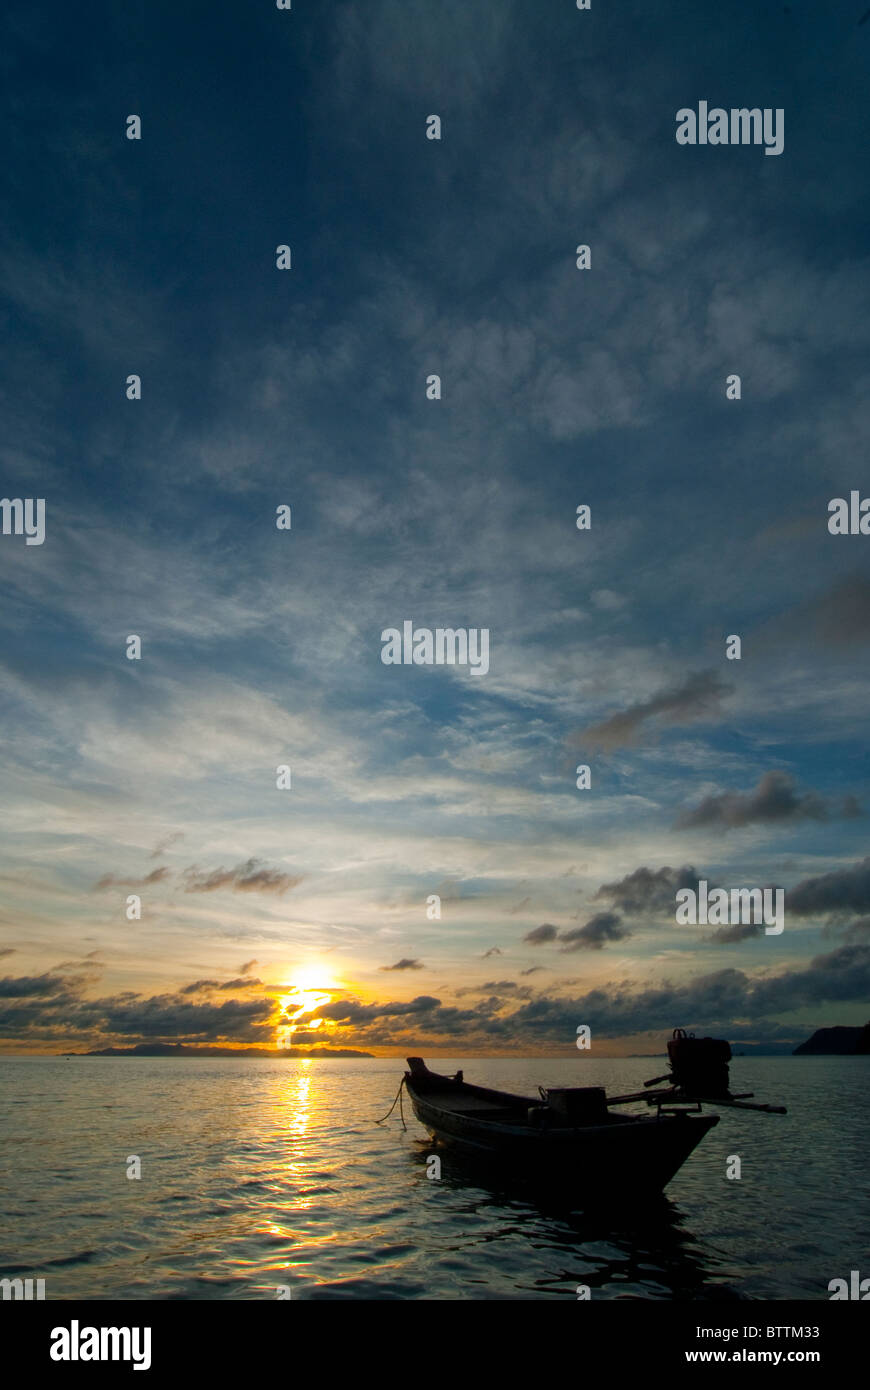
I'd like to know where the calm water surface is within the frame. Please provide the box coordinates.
[1,1056,866,1300]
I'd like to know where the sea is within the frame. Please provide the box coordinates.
[1,1055,866,1301]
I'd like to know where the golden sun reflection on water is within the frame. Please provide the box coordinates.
[290,1067,311,1139]
[277,1062,317,1213]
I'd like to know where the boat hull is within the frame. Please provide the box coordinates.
[406,1081,719,1193]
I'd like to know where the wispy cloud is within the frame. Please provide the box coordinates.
[576,671,733,752]
[676,771,860,831]
[182,860,303,895]
[95,868,171,891]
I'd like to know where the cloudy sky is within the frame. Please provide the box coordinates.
[2,0,870,1055]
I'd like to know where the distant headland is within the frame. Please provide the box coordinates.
[62,1043,374,1058]
[793,1023,870,1056]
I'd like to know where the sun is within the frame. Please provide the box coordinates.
[290,965,328,992]
[276,968,335,1048]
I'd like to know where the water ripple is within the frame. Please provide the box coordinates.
[1,1056,865,1300]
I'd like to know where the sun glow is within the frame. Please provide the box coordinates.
[276,971,334,1048]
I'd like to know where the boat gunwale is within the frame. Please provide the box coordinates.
[405,1073,720,1142]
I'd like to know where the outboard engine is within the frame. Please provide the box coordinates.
[667,1028,731,1098]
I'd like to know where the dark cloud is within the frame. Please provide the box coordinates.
[183,858,302,895]
[455,980,532,998]
[181,977,262,993]
[94,1000,272,1045]
[380,958,424,971]
[594,864,705,914]
[676,770,852,830]
[749,944,870,1013]
[576,670,732,751]
[524,923,559,944]
[239,959,258,975]
[482,947,502,957]
[789,855,870,916]
[94,994,274,1041]
[520,966,544,975]
[488,944,870,1042]
[8,939,869,1049]
[0,973,70,998]
[94,867,170,890]
[303,995,441,1026]
[709,922,765,944]
[524,912,633,954]
[559,912,630,951]
[0,975,276,1044]
[280,938,870,1049]
[0,949,15,958]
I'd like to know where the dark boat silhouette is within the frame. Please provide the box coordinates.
[402,1031,785,1193]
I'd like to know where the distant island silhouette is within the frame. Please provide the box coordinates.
[54,1028,869,1058]
[64,1043,374,1058]
[793,1023,870,1056]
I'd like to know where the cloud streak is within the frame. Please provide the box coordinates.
[95,868,170,890]
[677,770,858,830]
[182,859,302,895]
[577,671,732,751]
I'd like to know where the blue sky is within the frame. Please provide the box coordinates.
[2,0,870,1054]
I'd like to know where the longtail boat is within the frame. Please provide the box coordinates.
[399,1029,785,1193]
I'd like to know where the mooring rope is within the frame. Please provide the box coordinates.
[375,1075,407,1130]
